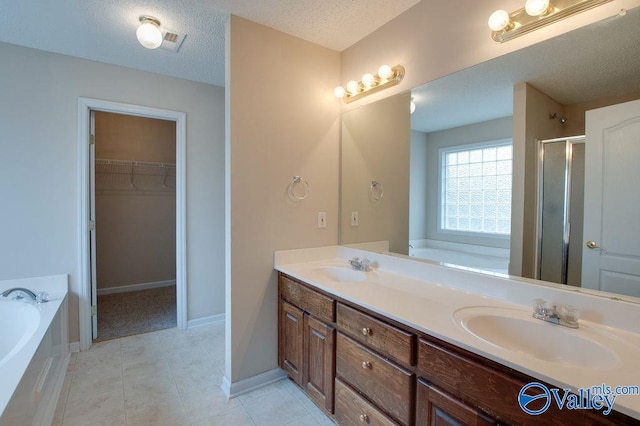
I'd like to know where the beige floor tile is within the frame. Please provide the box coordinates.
[285,414,321,425]
[237,380,287,405]
[61,389,125,426]
[122,356,172,379]
[180,383,241,423]
[67,372,123,401]
[173,363,223,394]
[123,374,180,410]
[242,387,310,426]
[124,396,188,426]
[121,342,166,365]
[71,352,122,381]
[83,339,122,357]
[119,332,161,349]
[192,405,255,426]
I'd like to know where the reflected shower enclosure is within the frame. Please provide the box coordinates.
[537,136,585,286]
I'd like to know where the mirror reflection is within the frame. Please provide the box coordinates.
[340,8,640,300]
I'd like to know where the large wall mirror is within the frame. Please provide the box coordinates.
[340,8,640,301]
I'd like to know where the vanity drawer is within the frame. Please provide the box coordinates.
[416,337,634,425]
[335,378,397,426]
[336,333,414,425]
[337,303,415,366]
[279,274,335,324]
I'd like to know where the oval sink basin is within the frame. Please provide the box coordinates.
[453,306,618,369]
[318,266,368,283]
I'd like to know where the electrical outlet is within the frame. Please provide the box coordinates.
[351,211,359,227]
[318,212,327,228]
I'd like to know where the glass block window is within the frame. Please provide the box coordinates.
[440,141,512,236]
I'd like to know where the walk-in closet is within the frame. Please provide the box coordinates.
[93,111,177,341]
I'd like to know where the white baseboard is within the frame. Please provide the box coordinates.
[97,279,176,295]
[221,368,287,399]
[69,342,80,353]
[187,314,225,329]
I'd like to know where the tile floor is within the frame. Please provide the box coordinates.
[53,323,334,426]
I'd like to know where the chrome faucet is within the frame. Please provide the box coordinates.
[532,299,579,329]
[348,257,371,272]
[1,287,47,303]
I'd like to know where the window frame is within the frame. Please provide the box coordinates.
[437,138,513,241]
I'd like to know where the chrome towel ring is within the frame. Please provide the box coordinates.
[288,176,310,200]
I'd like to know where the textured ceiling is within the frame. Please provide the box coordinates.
[0,0,420,87]
[411,8,640,133]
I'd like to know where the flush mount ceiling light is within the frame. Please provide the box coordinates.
[488,0,612,42]
[334,64,405,103]
[136,15,163,49]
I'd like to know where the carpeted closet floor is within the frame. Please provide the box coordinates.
[94,285,176,342]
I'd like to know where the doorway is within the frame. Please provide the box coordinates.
[92,111,176,341]
[78,98,187,351]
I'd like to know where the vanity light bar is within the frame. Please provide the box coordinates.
[489,0,613,42]
[335,65,405,104]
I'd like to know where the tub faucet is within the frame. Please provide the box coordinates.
[532,299,579,329]
[348,257,371,272]
[1,287,39,302]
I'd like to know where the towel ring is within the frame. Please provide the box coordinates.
[288,176,310,200]
[369,180,383,203]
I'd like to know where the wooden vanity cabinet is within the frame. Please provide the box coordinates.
[279,299,304,386]
[278,272,640,425]
[416,379,496,426]
[278,274,336,414]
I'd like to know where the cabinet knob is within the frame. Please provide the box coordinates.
[361,361,372,370]
[362,327,371,336]
[359,414,369,423]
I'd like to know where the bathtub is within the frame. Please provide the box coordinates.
[409,239,510,275]
[0,275,69,426]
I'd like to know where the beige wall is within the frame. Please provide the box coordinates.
[410,130,428,240]
[0,42,225,341]
[564,90,640,136]
[513,83,565,277]
[226,16,341,382]
[341,93,411,254]
[95,112,176,290]
[95,112,176,163]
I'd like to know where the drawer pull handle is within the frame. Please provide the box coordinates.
[361,361,372,369]
[359,414,369,423]
[362,327,371,336]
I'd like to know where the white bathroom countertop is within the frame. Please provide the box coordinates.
[274,245,640,420]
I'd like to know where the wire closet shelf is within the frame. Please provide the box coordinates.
[95,158,176,191]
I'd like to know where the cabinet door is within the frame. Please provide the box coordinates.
[416,379,495,426]
[303,314,336,413]
[279,299,304,386]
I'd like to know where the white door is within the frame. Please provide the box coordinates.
[583,99,640,297]
[89,110,98,338]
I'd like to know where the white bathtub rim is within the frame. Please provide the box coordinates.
[0,274,68,417]
[0,301,40,368]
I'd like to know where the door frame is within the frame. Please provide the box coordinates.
[77,97,187,351]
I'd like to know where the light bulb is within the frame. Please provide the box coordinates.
[136,17,162,49]
[334,86,346,98]
[377,65,393,80]
[525,0,551,17]
[361,73,376,88]
[410,100,416,114]
[346,80,360,95]
[488,10,511,32]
